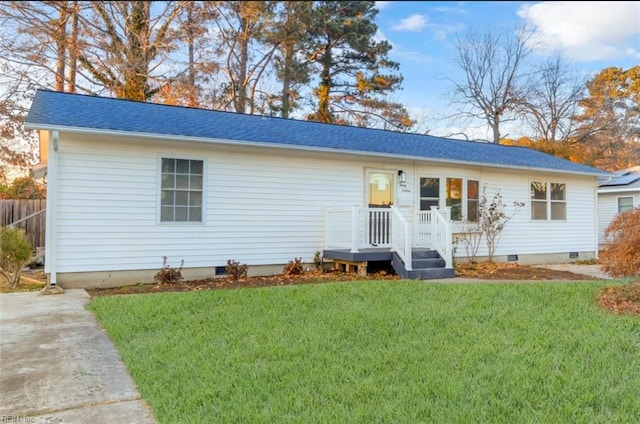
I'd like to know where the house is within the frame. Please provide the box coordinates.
[25,89,609,288]
[597,166,640,246]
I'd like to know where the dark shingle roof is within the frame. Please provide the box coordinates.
[599,166,640,189]
[25,89,607,176]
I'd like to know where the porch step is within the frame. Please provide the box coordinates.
[392,249,454,280]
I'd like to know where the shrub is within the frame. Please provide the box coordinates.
[283,257,304,276]
[313,251,324,271]
[225,259,248,281]
[600,207,640,278]
[154,256,184,285]
[0,227,33,288]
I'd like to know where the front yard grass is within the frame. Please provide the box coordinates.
[88,280,640,424]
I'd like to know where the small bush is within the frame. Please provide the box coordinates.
[600,207,640,278]
[284,257,304,276]
[313,251,324,271]
[154,256,184,285]
[226,259,248,281]
[0,227,33,288]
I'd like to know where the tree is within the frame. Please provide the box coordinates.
[478,187,524,262]
[0,1,83,175]
[0,176,46,200]
[78,1,185,101]
[572,66,640,171]
[267,1,313,118]
[155,1,220,107]
[0,227,33,288]
[209,1,278,114]
[448,25,533,143]
[0,1,82,93]
[517,53,586,146]
[305,1,413,130]
[600,207,640,278]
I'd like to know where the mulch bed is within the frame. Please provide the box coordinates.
[6,263,637,316]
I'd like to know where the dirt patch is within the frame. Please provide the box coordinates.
[86,269,402,297]
[454,262,600,281]
[85,262,598,298]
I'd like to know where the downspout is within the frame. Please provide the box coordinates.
[593,177,599,259]
[44,130,59,287]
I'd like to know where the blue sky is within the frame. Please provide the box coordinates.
[372,1,640,139]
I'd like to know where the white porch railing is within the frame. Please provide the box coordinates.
[389,207,412,271]
[426,207,453,269]
[326,206,454,271]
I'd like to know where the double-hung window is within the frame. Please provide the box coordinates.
[531,181,566,220]
[618,196,634,213]
[160,158,204,222]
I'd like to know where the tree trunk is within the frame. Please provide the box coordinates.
[317,44,333,123]
[54,3,69,92]
[66,1,79,93]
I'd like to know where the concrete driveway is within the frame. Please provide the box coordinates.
[0,289,156,423]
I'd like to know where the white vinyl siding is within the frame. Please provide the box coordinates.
[597,192,638,244]
[53,132,599,274]
[54,133,368,273]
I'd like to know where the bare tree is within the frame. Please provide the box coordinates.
[517,52,586,144]
[78,1,186,101]
[448,25,534,143]
[0,1,82,93]
[209,1,279,114]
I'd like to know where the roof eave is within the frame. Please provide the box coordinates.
[598,186,640,193]
[23,123,607,178]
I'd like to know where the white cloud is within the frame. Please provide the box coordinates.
[392,14,428,32]
[375,1,391,10]
[391,47,435,64]
[374,29,389,44]
[518,1,640,61]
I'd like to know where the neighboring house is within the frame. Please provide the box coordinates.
[25,90,609,288]
[597,166,640,246]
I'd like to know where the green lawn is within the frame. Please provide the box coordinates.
[87,281,640,424]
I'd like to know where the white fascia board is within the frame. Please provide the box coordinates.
[23,123,608,178]
[598,187,640,194]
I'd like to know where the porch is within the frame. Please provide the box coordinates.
[324,206,455,280]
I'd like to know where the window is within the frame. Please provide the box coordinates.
[420,177,479,222]
[618,196,634,213]
[446,177,463,221]
[160,158,203,222]
[467,180,479,222]
[531,181,566,221]
[419,177,439,211]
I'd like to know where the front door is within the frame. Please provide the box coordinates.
[366,171,394,245]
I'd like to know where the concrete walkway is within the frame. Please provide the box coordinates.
[534,263,612,280]
[0,289,156,423]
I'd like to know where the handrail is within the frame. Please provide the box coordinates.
[430,206,453,268]
[6,208,46,228]
[389,206,412,270]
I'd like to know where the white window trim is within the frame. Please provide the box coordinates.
[157,155,207,225]
[530,181,567,221]
[617,195,634,213]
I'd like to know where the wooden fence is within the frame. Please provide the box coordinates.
[0,199,47,249]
